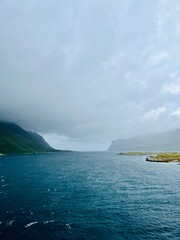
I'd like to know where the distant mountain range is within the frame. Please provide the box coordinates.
[108,128,180,152]
[0,122,55,154]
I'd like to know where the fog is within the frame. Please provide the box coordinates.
[1,0,180,150]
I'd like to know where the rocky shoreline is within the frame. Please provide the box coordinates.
[146,153,180,163]
[117,152,180,163]
[146,157,180,163]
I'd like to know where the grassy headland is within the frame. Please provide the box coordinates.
[117,151,180,163]
[146,152,180,162]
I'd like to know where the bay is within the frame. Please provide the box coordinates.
[0,152,179,240]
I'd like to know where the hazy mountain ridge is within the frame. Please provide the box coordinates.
[108,129,180,151]
[0,122,54,154]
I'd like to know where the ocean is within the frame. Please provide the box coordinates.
[0,152,179,240]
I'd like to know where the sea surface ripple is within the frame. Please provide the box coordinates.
[0,152,179,239]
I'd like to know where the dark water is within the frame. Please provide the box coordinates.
[0,152,179,240]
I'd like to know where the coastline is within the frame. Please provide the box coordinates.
[117,151,180,163]
[146,153,180,163]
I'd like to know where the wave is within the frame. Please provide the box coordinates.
[25,221,38,228]
[44,220,55,224]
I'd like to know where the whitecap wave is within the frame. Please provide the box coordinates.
[25,221,38,228]
[6,220,15,226]
[65,223,72,229]
[44,220,55,224]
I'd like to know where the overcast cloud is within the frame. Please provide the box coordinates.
[1,0,180,150]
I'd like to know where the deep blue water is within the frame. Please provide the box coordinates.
[0,152,179,240]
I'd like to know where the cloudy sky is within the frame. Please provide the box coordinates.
[1,0,180,151]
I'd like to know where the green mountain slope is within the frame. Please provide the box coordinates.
[108,129,180,151]
[0,122,54,154]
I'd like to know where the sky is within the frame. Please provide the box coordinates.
[1,0,180,151]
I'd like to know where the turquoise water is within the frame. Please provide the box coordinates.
[0,152,179,239]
